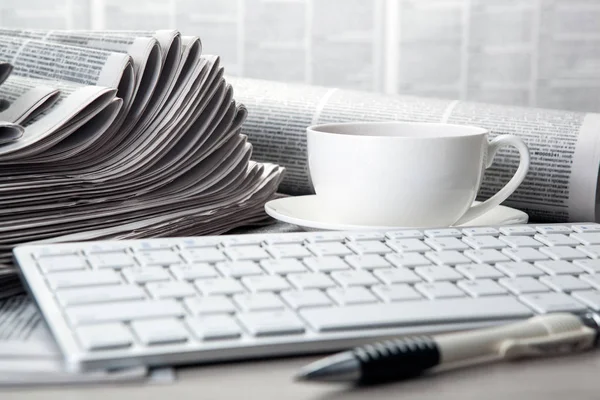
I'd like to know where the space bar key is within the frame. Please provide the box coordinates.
[299,296,533,332]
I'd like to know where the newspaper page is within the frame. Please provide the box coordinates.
[228,76,600,223]
[0,75,60,124]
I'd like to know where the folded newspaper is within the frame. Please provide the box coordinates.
[0,29,285,294]
[228,77,600,224]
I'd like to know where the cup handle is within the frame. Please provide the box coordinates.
[454,135,530,226]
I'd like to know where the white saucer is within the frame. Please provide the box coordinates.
[265,195,529,231]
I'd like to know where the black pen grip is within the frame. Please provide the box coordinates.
[353,336,440,384]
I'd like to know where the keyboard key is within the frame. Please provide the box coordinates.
[415,265,462,282]
[573,259,600,273]
[462,227,500,236]
[455,263,505,280]
[346,232,386,241]
[495,262,545,278]
[344,255,390,270]
[499,226,537,236]
[181,248,227,263]
[534,234,579,247]
[237,311,305,336]
[572,290,600,310]
[462,236,507,250]
[146,281,197,299]
[180,238,222,248]
[346,241,392,255]
[330,270,379,287]
[415,282,466,299]
[88,253,136,269]
[386,239,431,253]
[137,241,175,251]
[170,264,219,280]
[570,233,600,246]
[519,292,586,313]
[222,237,264,246]
[424,237,469,251]
[539,275,591,292]
[385,253,431,268]
[184,296,237,316]
[66,300,184,326]
[373,268,422,284]
[536,225,572,235]
[37,255,87,273]
[326,287,379,305]
[372,284,422,302]
[572,224,600,233]
[425,251,471,265]
[385,230,423,239]
[136,250,182,266]
[216,261,264,278]
[122,266,171,284]
[306,232,348,243]
[457,279,508,297]
[280,290,333,310]
[499,236,544,248]
[46,270,121,290]
[187,315,241,340]
[194,278,246,296]
[265,244,312,259]
[534,260,584,275]
[424,229,462,238]
[307,242,353,257]
[300,296,532,332]
[577,245,600,258]
[264,234,308,245]
[259,259,307,275]
[539,246,587,260]
[287,273,337,290]
[303,256,350,272]
[224,245,270,261]
[464,249,510,264]
[499,277,550,295]
[76,323,133,351]
[502,247,549,262]
[55,285,146,307]
[579,274,600,290]
[130,318,188,345]
[233,293,286,311]
[241,275,291,292]
[34,248,79,258]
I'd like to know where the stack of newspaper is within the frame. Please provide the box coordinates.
[0,29,284,295]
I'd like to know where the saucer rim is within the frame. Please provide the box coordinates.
[265,195,529,231]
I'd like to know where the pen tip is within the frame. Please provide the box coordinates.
[293,352,361,383]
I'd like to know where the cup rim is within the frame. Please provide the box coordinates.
[307,121,488,138]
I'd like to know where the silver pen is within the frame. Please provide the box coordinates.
[295,313,600,385]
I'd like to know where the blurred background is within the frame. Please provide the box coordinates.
[1,0,599,112]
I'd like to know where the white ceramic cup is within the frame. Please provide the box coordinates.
[306,121,530,227]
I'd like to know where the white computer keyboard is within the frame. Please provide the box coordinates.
[12,223,600,372]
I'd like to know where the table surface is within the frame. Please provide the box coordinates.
[3,350,600,400]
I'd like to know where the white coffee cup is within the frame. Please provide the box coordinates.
[306,121,530,227]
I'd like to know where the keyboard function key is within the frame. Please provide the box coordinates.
[344,254,390,270]
[76,323,133,351]
[499,226,537,236]
[130,318,188,345]
[187,315,241,340]
[307,242,353,257]
[424,229,462,238]
[88,253,136,269]
[346,232,386,241]
[264,235,308,245]
[385,230,423,239]
[37,255,88,273]
[572,224,600,233]
[184,296,237,316]
[280,289,333,310]
[237,311,305,336]
[136,250,182,266]
[306,232,348,243]
[222,237,264,247]
[265,244,312,259]
[326,287,379,305]
[519,292,586,313]
[457,279,508,297]
[181,248,227,263]
[536,225,572,235]
[224,245,270,261]
[303,256,350,272]
[180,237,222,249]
[462,227,500,236]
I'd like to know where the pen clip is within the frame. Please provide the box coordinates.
[498,326,597,360]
